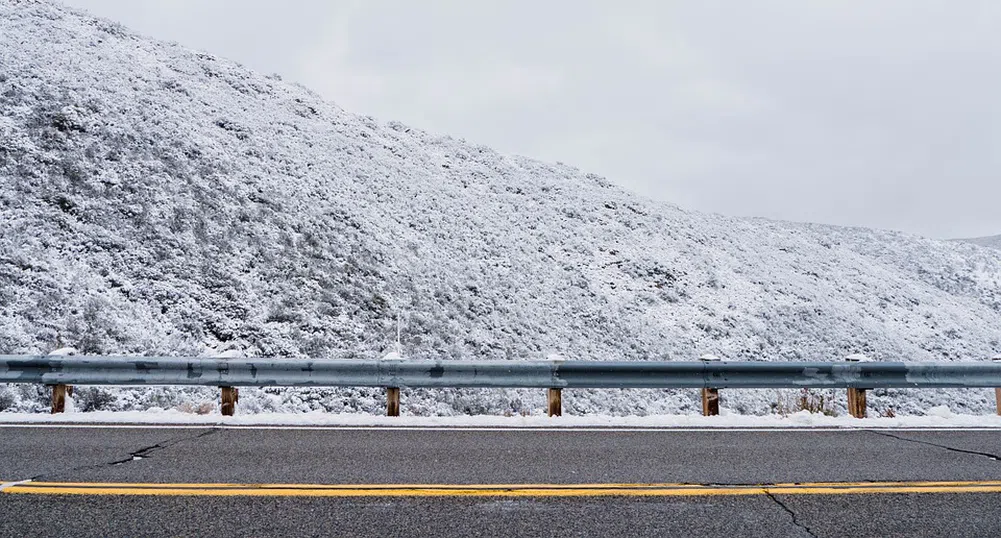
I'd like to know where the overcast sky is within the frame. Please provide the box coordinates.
[60,0,1001,239]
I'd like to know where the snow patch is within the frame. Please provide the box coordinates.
[0,479,32,491]
[924,405,955,419]
[2,410,1001,429]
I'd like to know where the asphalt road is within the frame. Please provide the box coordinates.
[2,425,1001,537]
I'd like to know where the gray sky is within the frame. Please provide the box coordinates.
[60,0,1001,239]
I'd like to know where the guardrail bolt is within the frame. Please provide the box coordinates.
[547,388,562,417]
[49,384,67,414]
[220,386,237,416]
[386,387,401,417]
[699,355,721,416]
[845,357,867,419]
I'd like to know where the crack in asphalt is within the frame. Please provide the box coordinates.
[868,430,1001,461]
[24,428,221,482]
[766,491,819,538]
[106,428,220,466]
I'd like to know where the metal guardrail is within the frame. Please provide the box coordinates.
[3,355,1001,389]
[3,355,1001,417]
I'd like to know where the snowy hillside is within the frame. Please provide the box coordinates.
[961,236,1001,250]
[2,0,1000,416]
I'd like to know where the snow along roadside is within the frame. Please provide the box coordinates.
[2,407,1000,429]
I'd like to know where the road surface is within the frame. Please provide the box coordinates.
[2,425,1000,537]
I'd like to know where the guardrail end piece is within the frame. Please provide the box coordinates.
[386,387,400,417]
[49,384,67,414]
[547,388,562,417]
[220,386,237,416]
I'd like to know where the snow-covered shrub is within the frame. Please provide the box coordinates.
[0,386,15,411]
[72,386,118,412]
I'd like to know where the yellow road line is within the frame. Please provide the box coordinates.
[20,480,705,490]
[5,480,1001,497]
[23,479,1001,489]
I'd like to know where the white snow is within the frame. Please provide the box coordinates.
[960,235,1001,250]
[1,409,1000,430]
[0,479,33,492]
[0,0,1000,418]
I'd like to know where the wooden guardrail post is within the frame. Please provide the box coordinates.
[220,386,238,416]
[702,387,720,416]
[847,386,867,418]
[46,348,76,414]
[846,356,867,418]
[547,388,562,417]
[49,384,67,414]
[700,355,721,416]
[386,387,401,417]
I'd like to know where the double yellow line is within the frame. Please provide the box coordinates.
[4,480,1001,497]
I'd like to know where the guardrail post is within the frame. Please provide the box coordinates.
[46,348,76,414]
[702,387,720,416]
[847,386,867,418]
[547,388,562,417]
[220,386,238,416]
[994,357,1001,416]
[700,355,721,416]
[49,384,67,414]
[846,356,867,418]
[386,387,400,417]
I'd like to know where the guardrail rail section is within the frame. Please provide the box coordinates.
[2,355,1001,417]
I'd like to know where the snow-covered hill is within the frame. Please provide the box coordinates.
[2,0,1000,416]
[961,236,1001,250]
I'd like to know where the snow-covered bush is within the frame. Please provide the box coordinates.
[0,386,15,411]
